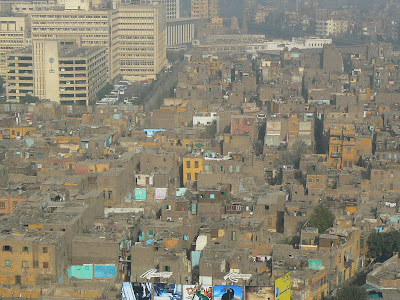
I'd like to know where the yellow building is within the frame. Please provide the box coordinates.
[183,156,204,186]
[0,126,35,139]
[191,0,219,20]
[111,4,167,81]
[0,234,67,286]
[0,14,30,77]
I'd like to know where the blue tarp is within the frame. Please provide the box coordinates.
[94,265,117,278]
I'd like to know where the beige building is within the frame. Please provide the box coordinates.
[0,14,31,77]
[7,40,107,105]
[111,4,167,81]
[316,19,348,37]
[30,4,167,82]
[140,0,180,20]
[30,9,112,78]
[191,0,219,20]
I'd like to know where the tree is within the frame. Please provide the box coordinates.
[0,76,4,94]
[337,286,367,300]
[309,206,335,233]
[367,230,400,262]
[96,83,113,101]
[20,94,39,104]
[280,139,312,168]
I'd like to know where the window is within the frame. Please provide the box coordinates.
[308,178,313,183]
[22,261,28,268]
[165,205,171,210]
[22,246,29,252]
[3,245,12,252]
[201,217,206,223]
[147,230,154,237]
[183,234,188,240]
[187,173,191,181]
[195,173,199,180]
[108,191,113,199]
[236,166,240,172]
[33,261,39,268]
[43,247,48,253]
[0,201,5,209]
[231,231,236,241]
[229,165,233,173]
[5,260,11,267]
[43,262,49,269]
[186,161,191,168]
[204,165,210,171]
[210,194,215,199]
[265,205,270,210]
[347,147,351,153]
[316,178,320,183]
[164,266,171,271]
[195,161,199,168]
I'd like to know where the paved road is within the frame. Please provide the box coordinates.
[144,61,184,114]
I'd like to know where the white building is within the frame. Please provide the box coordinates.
[193,112,219,130]
[167,18,196,47]
[140,0,179,19]
[246,37,332,54]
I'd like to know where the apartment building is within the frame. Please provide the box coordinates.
[111,4,167,81]
[140,0,180,19]
[316,19,348,37]
[5,48,34,102]
[191,0,219,20]
[0,14,31,77]
[1,0,57,14]
[7,40,108,104]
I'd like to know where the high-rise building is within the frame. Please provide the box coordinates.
[111,4,167,81]
[191,0,218,20]
[6,40,108,105]
[30,4,167,82]
[140,0,180,19]
[0,14,31,77]
[30,9,112,78]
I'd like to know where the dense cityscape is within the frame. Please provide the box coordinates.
[0,0,400,299]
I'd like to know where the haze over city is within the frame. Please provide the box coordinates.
[0,0,399,299]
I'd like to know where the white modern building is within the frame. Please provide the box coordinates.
[246,37,332,54]
[167,18,196,47]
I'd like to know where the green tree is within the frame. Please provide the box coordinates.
[202,123,217,139]
[0,76,4,94]
[280,139,312,168]
[96,83,113,101]
[20,94,39,104]
[337,285,367,300]
[309,206,335,233]
[367,230,400,262]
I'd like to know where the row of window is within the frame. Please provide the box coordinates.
[2,245,48,253]
[3,260,49,268]
[0,201,18,210]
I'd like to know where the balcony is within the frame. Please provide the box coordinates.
[330,152,342,158]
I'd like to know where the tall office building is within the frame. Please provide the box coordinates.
[30,9,112,78]
[6,40,108,105]
[30,4,166,82]
[111,4,167,81]
[0,14,31,77]
[191,0,218,20]
[140,0,180,19]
